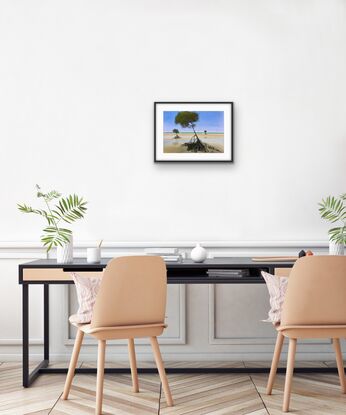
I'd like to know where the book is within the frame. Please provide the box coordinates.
[161,256,180,262]
[207,269,250,278]
[145,248,179,255]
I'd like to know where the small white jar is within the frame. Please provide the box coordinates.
[87,247,101,263]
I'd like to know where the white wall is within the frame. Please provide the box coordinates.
[0,0,345,360]
[1,0,345,242]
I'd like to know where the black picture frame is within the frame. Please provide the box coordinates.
[154,101,233,163]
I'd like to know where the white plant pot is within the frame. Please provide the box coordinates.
[329,240,345,256]
[191,243,207,263]
[57,234,73,263]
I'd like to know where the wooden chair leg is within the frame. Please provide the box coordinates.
[96,340,106,415]
[128,338,139,392]
[267,331,284,395]
[62,329,84,400]
[150,336,173,407]
[333,338,346,393]
[283,338,297,413]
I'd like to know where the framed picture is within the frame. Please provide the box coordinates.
[154,102,233,162]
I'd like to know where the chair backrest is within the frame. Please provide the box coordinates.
[91,256,167,328]
[281,256,346,326]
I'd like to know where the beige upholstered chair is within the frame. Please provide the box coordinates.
[267,256,346,412]
[62,256,173,415]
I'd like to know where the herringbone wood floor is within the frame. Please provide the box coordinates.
[1,361,346,415]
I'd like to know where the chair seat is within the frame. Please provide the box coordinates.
[278,324,346,339]
[70,321,167,340]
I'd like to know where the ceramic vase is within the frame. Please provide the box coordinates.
[329,240,344,256]
[191,243,207,263]
[57,234,73,263]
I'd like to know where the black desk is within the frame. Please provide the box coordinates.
[19,257,332,387]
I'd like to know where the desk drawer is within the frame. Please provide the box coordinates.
[22,268,103,282]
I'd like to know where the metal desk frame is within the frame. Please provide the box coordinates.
[19,257,336,387]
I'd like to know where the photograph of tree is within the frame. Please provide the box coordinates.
[154,102,233,162]
[163,111,224,153]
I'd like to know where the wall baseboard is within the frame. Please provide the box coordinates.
[0,351,337,363]
[0,339,42,346]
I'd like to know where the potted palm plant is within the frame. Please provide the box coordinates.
[18,185,87,263]
[318,194,346,255]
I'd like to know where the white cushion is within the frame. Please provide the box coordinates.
[69,273,102,324]
[261,271,288,325]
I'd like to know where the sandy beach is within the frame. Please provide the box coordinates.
[163,132,224,153]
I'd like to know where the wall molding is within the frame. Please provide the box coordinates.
[0,240,329,259]
[208,284,276,346]
[208,285,330,347]
[0,249,47,345]
[63,284,187,346]
[0,240,329,249]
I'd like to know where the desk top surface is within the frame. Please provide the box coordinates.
[20,257,295,269]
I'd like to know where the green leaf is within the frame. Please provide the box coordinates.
[18,186,87,252]
[319,195,346,224]
[45,190,61,201]
[17,204,57,225]
[35,184,61,201]
[41,226,72,251]
[53,195,87,225]
[328,226,346,244]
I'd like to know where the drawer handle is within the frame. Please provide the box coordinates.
[63,267,104,273]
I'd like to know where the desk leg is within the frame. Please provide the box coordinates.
[22,283,49,388]
[23,284,29,387]
[44,284,49,361]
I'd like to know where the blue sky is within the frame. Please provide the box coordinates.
[163,111,224,132]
